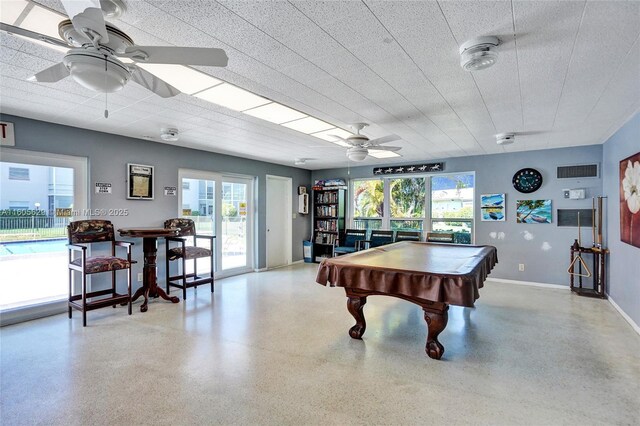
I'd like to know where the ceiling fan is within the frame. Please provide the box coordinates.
[0,0,228,98]
[329,123,402,161]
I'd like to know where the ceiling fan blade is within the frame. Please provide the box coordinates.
[366,134,400,145]
[60,1,108,43]
[0,23,69,49]
[122,46,228,67]
[131,67,181,98]
[27,62,70,83]
[368,145,402,152]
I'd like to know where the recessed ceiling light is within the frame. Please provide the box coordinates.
[195,83,271,111]
[137,63,221,95]
[282,116,334,134]
[368,150,401,159]
[243,102,307,124]
[459,36,500,72]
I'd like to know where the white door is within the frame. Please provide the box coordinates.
[266,175,292,269]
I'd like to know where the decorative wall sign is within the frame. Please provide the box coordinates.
[95,182,112,194]
[481,194,505,221]
[620,152,640,248]
[517,200,552,224]
[164,186,177,196]
[127,163,154,200]
[512,168,543,193]
[373,162,444,175]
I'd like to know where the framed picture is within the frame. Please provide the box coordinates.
[127,163,154,200]
[516,200,551,224]
[481,193,505,221]
[620,152,640,248]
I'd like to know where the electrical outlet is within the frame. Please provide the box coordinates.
[137,273,143,282]
[518,264,525,272]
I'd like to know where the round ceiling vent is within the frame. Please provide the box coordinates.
[459,36,500,71]
[496,133,515,145]
[160,128,179,142]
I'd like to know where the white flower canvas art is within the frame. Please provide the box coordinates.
[620,152,640,248]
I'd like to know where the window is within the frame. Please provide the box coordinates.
[350,173,474,243]
[430,174,474,244]
[352,179,383,231]
[8,167,29,180]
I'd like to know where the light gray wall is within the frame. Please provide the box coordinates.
[313,144,603,285]
[603,112,640,327]
[1,114,312,278]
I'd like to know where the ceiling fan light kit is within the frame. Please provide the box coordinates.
[347,147,369,162]
[459,36,500,71]
[496,133,516,145]
[64,49,131,92]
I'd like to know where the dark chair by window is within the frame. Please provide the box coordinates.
[426,232,455,243]
[395,230,422,242]
[333,229,367,256]
[164,218,215,300]
[67,220,133,327]
[357,230,394,250]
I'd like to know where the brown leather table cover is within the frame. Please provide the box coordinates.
[316,241,498,307]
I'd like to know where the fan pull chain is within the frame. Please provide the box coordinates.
[104,55,109,119]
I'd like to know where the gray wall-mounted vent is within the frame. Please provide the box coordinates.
[557,164,599,179]
[557,209,594,227]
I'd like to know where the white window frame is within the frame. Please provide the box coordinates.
[349,171,475,243]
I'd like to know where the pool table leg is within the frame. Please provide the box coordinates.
[423,304,449,360]
[345,289,367,339]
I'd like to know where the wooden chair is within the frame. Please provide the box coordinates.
[164,218,215,300]
[333,229,367,256]
[394,230,422,242]
[357,230,394,250]
[426,232,455,243]
[67,220,133,326]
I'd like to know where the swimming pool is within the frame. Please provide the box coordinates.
[0,239,67,256]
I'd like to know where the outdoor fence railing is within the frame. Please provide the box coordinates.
[0,216,71,241]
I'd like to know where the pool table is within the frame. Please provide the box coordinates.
[316,241,498,359]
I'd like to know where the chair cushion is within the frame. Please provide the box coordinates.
[168,246,212,260]
[334,246,357,254]
[71,256,131,274]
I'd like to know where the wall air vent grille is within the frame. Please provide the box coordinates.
[557,164,599,179]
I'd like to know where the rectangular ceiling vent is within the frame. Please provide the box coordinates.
[557,164,599,179]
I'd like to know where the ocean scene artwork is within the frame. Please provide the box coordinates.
[481,194,505,221]
[517,200,552,224]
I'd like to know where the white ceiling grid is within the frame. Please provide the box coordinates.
[0,0,638,169]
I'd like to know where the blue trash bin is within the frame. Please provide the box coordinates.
[303,240,313,263]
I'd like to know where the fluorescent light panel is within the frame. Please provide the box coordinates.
[137,63,221,95]
[311,127,353,142]
[195,83,270,111]
[243,102,307,124]
[20,2,65,39]
[282,116,334,134]
[368,150,401,159]
[0,0,30,25]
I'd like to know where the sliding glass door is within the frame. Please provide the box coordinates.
[179,169,254,276]
[0,149,87,315]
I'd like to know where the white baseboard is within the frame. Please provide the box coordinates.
[489,278,568,290]
[255,260,304,272]
[608,296,640,335]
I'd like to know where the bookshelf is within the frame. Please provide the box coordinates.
[312,187,346,262]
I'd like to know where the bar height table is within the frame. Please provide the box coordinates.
[118,227,180,312]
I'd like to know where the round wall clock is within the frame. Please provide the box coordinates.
[512,168,543,193]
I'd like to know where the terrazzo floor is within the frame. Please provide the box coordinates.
[1,263,639,425]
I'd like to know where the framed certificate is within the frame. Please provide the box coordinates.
[127,163,154,200]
